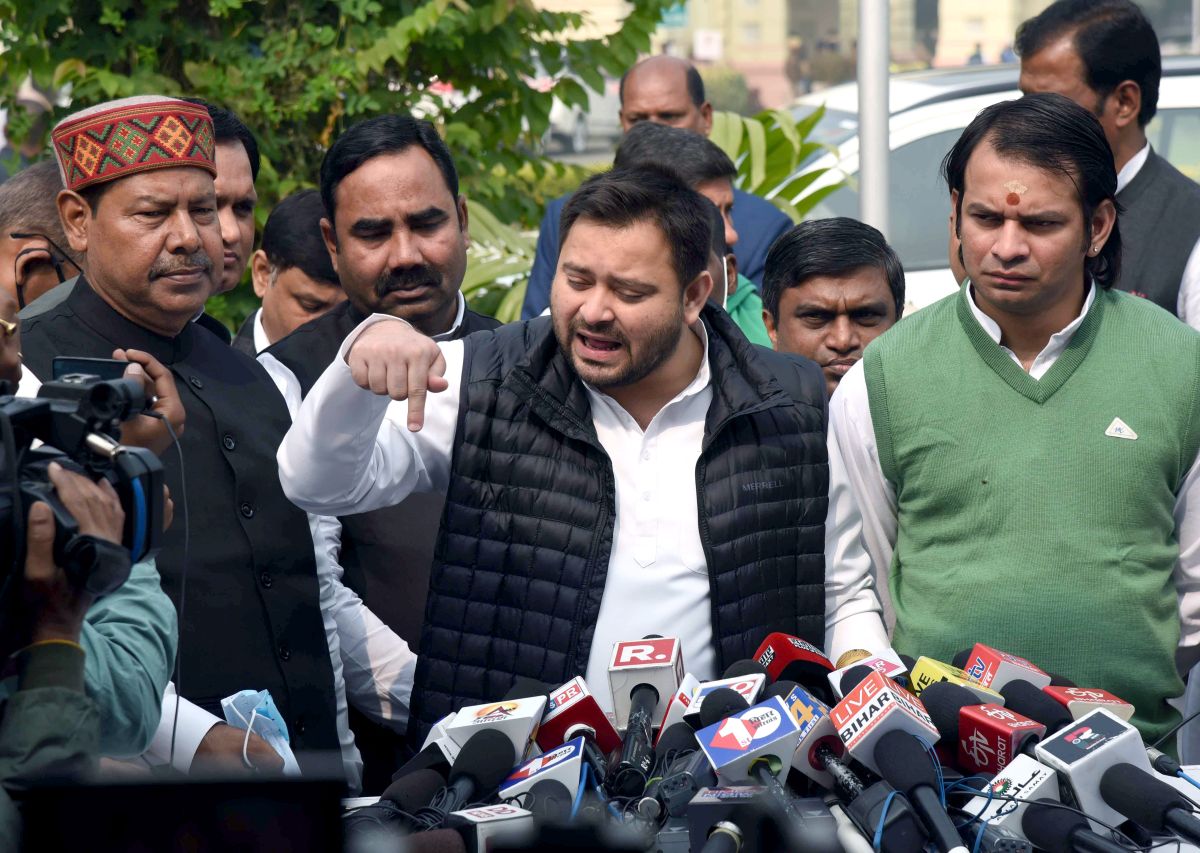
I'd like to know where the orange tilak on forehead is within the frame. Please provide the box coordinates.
[1003,180,1027,207]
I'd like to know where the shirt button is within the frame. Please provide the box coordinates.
[642,491,651,502]
[223,434,236,451]
[240,502,255,518]
[294,718,306,736]
[259,571,273,588]
[642,450,650,461]
[278,644,291,661]
[189,376,204,389]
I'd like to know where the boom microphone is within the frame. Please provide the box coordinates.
[1020,799,1128,853]
[1099,763,1200,845]
[873,730,968,853]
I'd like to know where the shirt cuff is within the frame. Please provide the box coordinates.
[337,313,413,363]
[147,687,222,772]
[826,611,892,665]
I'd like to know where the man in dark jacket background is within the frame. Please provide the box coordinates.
[279,166,828,743]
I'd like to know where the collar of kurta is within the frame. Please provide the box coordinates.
[65,277,196,366]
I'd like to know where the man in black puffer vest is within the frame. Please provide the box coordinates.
[279,167,828,745]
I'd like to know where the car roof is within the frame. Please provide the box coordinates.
[792,55,1200,117]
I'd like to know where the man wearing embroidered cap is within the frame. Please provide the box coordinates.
[825,94,1200,746]
[20,96,343,776]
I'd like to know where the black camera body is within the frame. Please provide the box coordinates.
[1,372,165,596]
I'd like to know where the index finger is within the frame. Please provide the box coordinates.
[405,347,448,433]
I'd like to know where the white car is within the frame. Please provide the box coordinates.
[788,59,1200,313]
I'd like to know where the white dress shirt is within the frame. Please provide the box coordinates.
[824,284,1200,664]
[277,315,720,713]
[252,308,271,354]
[1117,143,1200,331]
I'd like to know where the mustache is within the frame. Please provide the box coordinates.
[149,251,213,279]
[375,265,441,298]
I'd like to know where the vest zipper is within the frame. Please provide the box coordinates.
[566,460,615,678]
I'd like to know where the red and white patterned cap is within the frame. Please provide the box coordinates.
[51,95,216,192]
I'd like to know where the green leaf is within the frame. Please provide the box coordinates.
[743,115,767,192]
[709,111,744,162]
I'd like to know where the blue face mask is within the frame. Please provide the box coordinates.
[221,688,302,774]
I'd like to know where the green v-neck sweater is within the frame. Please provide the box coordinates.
[863,283,1200,742]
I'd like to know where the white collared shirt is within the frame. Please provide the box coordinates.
[1117,143,1200,331]
[277,315,720,712]
[824,284,1200,664]
[252,308,271,354]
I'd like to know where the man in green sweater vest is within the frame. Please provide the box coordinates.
[825,93,1200,745]
[762,217,905,398]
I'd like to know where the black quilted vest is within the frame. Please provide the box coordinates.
[411,304,828,741]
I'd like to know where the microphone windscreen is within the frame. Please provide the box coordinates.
[872,730,938,793]
[950,649,971,669]
[449,728,517,792]
[898,654,917,671]
[1020,799,1086,853]
[393,742,451,784]
[404,828,469,853]
[503,676,552,701]
[723,659,770,680]
[919,681,978,742]
[655,722,699,759]
[838,665,876,695]
[381,768,445,812]
[999,680,1072,732]
[1047,672,1076,688]
[1099,763,1190,831]
[698,687,751,728]
[525,778,574,824]
[763,680,799,700]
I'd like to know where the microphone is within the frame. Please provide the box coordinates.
[830,670,940,776]
[696,696,802,788]
[522,778,574,824]
[608,635,684,731]
[873,729,968,853]
[837,664,877,697]
[537,676,622,756]
[1099,762,1200,845]
[956,754,1060,841]
[921,681,1046,774]
[958,643,1051,693]
[654,692,748,819]
[829,650,909,698]
[1034,708,1155,829]
[700,820,743,853]
[442,695,548,762]
[1000,679,1073,735]
[638,722,709,819]
[765,680,863,799]
[684,676,767,728]
[498,736,588,803]
[909,656,1003,705]
[420,728,517,822]
[444,802,536,851]
[723,659,770,680]
[1020,799,1128,853]
[382,768,447,812]
[753,633,836,704]
[1041,686,1135,723]
[394,739,454,784]
[608,688,657,797]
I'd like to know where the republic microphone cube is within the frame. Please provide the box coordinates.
[830,671,939,775]
[1042,686,1135,722]
[909,657,1004,705]
[444,695,548,762]
[964,754,1061,837]
[1034,707,1153,830]
[608,637,684,731]
[695,696,802,786]
[498,736,587,801]
[536,676,622,754]
[956,704,1047,775]
[682,674,767,728]
[828,650,908,699]
[961,643,1052,693]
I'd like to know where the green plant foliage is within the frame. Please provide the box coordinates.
[709,106,845,223]
[0,0,673,328]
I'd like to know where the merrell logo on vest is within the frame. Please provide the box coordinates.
[742,480,783,493]
[1105,418,1138,440]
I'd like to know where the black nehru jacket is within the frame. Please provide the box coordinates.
[21,280,339,765]
[263,298,499,643]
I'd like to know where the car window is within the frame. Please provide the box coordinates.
[1148,107,1200,183]
[810,128,962,271]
